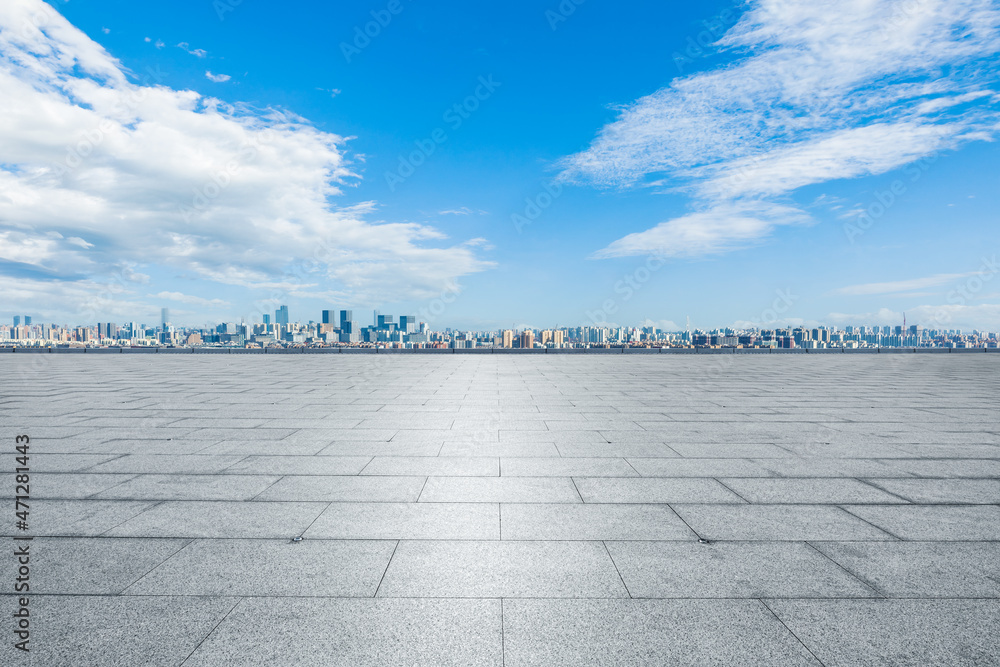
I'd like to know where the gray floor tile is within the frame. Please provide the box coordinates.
[0,499,155,537]
[768,600,1000,666]
[378,540,627,597]
[503,599,819,666]
[0,472,136,499]
[305,502,500,539]
[814,541,1000,597]
[720,478,906,504]
[361,456,499,476]
[125,538,395,596]
[843,505,1000,540]
[501,503,695,540]
[419,476,582,503]
[574,477,744,503]
[222,455,372,475]
[0,595,236,667]
[183,598,502,666]
[629,457,774,477]
[674,505,896,541]
[501,457,639,477]
[608,541,875,598]
[105,500,328,538]
[0,537,188,594]
[255,475,425,502]
[865,478,1000,503]
[93,473,281,500]
[82,454,248,474]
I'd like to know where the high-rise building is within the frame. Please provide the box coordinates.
[520,330,534,349]
[377,314,395,330]
[399,315,416,333]
[161,308,170,329]
[322,310,334,325]
[276,305,289,325]
[263,314,271,325]
[13,316,20,327]
[23,316,31,326]
[502,330,513,348]
[340,310,353,333]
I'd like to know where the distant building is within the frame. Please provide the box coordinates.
[24,316,31,326]
[502,330,513,348]
[275,305,289,325]
[322,310,334,325]
[13,316,20,327]
[520,330,534,349]
[161,308,170,329]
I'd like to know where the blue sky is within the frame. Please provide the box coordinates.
[1,0,999,330]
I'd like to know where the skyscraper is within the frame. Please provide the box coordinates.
[322,310,334,325]
[161,308,170,329]
[13,315,20,327]
[399,315,416,333]
[340,310,353,332]
[276,305,289,325]
[23,316,31,326]
[263,314,271,325]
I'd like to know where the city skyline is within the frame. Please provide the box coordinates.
[1,1,999,330]
[4,304,998,351]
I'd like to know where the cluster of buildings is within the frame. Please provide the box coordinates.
[2,308,998,350]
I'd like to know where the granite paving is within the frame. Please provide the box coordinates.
[2,353,999,665]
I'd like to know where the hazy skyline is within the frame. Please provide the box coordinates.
[1,0,999,330]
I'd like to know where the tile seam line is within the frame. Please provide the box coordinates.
[759,599,828,667]
[835,505,907,541]
[179,596,244,666]
[803,540,885,598]
[118,537,198,595]
[372,540,401,598]
[602,540,633,599]
[247,475,287,501]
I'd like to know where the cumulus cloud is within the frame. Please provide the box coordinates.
[563,0,1000,259]
[204,70,230,82]
[0,0,491,322]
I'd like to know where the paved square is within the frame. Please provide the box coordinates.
[2,353,999,665]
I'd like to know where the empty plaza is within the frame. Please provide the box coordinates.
[2,353,999,665]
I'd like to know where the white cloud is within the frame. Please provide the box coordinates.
[827,304,1000,331]
[592,202,811,259]
[152,291,229,306]
[568,0,1000,259]
[177,42,207,58]
[832,272,980,296]
[438,207,487,216]
[0,0,491,322]
[204,70,231,83]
